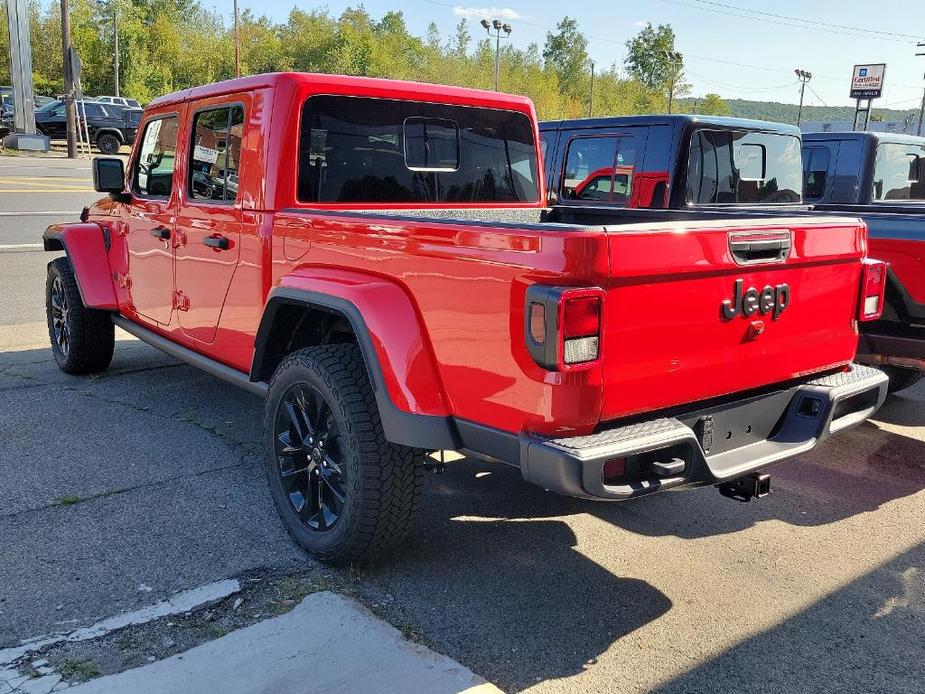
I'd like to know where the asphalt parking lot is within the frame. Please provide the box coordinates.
[1,155,924,693]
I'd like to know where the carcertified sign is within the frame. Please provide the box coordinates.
[194,144,220,164]
[850,64,886,99]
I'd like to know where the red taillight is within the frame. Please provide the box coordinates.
[860,259,887,321]
[563,296,601,338]
[525,286,604,371]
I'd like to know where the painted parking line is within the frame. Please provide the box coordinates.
[0,211,78,216]
[0,243,45,252]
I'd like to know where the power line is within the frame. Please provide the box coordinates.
[676,0,924,41]
[806,84,828,107]
[659,0,920,44]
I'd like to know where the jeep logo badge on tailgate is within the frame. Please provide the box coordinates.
[721,279,790,320]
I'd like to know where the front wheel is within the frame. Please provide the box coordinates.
[263,344,425,563]
[46,257,115,374]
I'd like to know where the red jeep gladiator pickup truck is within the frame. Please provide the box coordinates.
[43,73,888,562]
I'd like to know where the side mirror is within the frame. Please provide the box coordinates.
[92,157,126,195]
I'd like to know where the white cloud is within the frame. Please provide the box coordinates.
[633,20,648,28]
[452,6,521,20]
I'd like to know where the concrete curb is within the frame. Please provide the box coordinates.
[68,591,501,694]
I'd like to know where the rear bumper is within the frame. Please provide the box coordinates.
[519,363,888,501]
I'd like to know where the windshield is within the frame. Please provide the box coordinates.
[37,100,62,113]
[873,142,925,202]
[687,129,803,205]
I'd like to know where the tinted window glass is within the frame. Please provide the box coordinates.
[133,116,178,197]
[563,137,618,201]
[82,104,104,118]
[802,146,831,200]
[189,105,245,202]
[298,96,538,203]
[873,143,925,201]
[562,136,638,204]
[687,129,802,204]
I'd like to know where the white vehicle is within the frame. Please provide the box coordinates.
[95,96,141,109]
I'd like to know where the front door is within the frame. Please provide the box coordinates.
[174,102,245,343]
[122,114,180,326]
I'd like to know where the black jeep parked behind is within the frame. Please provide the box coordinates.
[35,100,141,154]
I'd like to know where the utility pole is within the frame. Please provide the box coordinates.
[665,50,682,114]
[60,0,77,158]
[795,69,812,126]
[480,18,511,91]
[233,0,241,78]
[588,61,595,117]
[917,43,925,137]
[113,4,119,96]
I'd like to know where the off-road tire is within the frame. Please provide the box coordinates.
[46,257,115,374]
[882,366,923,395]
[96,132,121,155]
[264,344,425,563]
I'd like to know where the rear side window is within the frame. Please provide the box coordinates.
[189,105,245,202]
[297,96,538,204]
[873,143,925,201]
[562,136,638,204]
[802,146,831,200]
[133,116,178,198]
[687,129,802,205]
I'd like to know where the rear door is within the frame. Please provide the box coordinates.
[173,99,246,343]
[121,113,181,325]
[599,217,865,421]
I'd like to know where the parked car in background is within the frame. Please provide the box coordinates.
[42,73,887,562]
[802,131,925,393]
[35,99,139,154]
[95,95,142,109]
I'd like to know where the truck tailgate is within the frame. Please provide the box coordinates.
[601,217,865,421]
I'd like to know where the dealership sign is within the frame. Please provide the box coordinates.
[850,64,886,99]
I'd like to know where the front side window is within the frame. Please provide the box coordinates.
[297,96,538,204]
[133,116,178,198]
[189,105,245,202]
[687,129,802,204]
[802,146,831,200]
[873,143,925,201]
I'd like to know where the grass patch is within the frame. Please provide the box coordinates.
[59,658,100,681]
[53,495,82,506]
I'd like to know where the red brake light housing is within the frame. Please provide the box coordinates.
[525,286,604,371]
[859,258,887,322]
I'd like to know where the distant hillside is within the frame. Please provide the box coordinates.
[676,97,919,126]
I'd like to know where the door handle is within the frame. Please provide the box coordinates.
[150,226,171,240]
[203,235,230,250]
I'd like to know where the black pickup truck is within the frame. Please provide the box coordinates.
[803,132,925,392]
[34,100,141,154]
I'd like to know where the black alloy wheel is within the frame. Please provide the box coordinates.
[274,383,348,532]
[49,274,70,357]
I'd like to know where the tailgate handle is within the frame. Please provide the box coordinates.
[729,232,791,265]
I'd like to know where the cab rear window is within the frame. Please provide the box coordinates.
[873,143,925,201]
[687,129,802,205]
[297,96,539,204]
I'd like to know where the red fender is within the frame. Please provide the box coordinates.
[43,223,118,310]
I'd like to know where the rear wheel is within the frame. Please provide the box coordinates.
[46,257,114,374]
[96,132,121,155]
[882,366,923,395]
[263,344,425,563]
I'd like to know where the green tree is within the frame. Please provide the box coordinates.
[696,93,732,116]
[542,16,589,99]
[624,22,689,98]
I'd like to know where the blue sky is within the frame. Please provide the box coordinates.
[229,0,925,109]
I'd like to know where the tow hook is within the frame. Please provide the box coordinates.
[717,473,771,502]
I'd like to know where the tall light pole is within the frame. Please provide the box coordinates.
[795,69,812,126]
[916,43,924,136]
[480,18,511,91]
[665,50,682,114]
[233,0,241,78]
